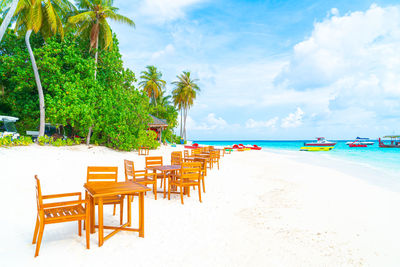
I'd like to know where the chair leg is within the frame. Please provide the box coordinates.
[32,216,39,244]
[85,205,90,249]
[168,181,171,200]
[180,186,184,205]
[113,204,116,216]
[120,198,124,225]
[202,178,206,193]
[34,220,45,257]
[78,220,82,236]
[154,182,157,200]
[198,183,202,203]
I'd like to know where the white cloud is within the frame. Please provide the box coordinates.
[245,117,279,129]
[281,108,304,128]
[275,4,400,131]
[186,113,228,130]
[151,44,175,59]
[139,0,206,23]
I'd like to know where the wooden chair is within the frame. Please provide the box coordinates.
[191,148,201,156]
[87,167,124,225]
[183,150,189,158]
[210,150,220,169]
[124,160,157,200]
[168,162,202,204]
[171,151,182,165]
[33,175,90,257]
[184,157,206,193]
[145,156,164,187]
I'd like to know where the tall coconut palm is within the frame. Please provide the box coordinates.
[68,0,135,79]
[68,0,135,145]
[13,0,74,137]
[0,0,18,43]
[139,65,166,105]
[172,71,200,141]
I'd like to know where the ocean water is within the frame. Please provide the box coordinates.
[194,140,400,182]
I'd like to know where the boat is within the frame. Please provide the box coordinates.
[184,143,200,149]
[378,136,400,148]
[300,146,334,151]
[345,137,374,145]
[348,142,367,148]
[304,137,336,146]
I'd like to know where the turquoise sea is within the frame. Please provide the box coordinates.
[194,140,400,189]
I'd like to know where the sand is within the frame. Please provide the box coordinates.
[1,144,399,266]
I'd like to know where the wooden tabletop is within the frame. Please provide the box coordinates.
[84,182,151,197]
[146,165,181,171]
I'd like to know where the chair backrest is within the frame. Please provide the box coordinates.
[171,151,182,165]
[34,175,43,212]
[124,160,135,181]
[87,166,118,183]
[181,162,201,181]
[191,158,207,176]
[191,148,201,155]
[184,150,189,158]
[145,156,163,168]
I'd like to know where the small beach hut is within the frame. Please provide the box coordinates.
[148,115,168,143]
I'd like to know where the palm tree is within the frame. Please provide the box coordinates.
[68,0,135,79]
[139,65,166,105]
[13,0,74,137]
[172,71,200,141]
[68,0,135,145]
[0,0,18,43]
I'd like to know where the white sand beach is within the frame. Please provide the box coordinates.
[1,145,400,266]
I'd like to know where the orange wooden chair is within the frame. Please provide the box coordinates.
[33,175,90,257]
[124,160,157,199]
[86,167,125,225]
[183,150,189,158]
[171,151,183,165]
[191,148,201,156]
[168,162,202,204]
[183,157,207,193]
[210,150,220,169]
[145,156,164,187]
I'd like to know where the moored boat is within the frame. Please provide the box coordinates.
[300,146,334,151]
[304,137,336,146]
[346,137,374,145]
[379,136,400,148]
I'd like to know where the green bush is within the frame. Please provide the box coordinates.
[74,137,82,145]
[0,136,33,147]
[66,138,74,146]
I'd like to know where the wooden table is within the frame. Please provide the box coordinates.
[138,147,149,155]
[146,165,181,198]
[84,182,151,247]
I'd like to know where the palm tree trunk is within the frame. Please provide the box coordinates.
[0,0,18,43]
[87,33,99,145]
[26,30,45,137]
[183,107,187,141]
[180,107,183,137]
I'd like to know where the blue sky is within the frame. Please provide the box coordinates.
[110,0,400,140]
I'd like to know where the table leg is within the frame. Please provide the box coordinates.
[98,197,103,247]
[163,171,167,198]
[90,195,95,234]
[139,192,144,237]
[127,195,131,227]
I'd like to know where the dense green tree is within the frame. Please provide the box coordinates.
[67,0,135,144]
[0,31,159,150]
[13,0,74,137]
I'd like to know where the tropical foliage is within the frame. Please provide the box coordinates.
[0,31,157,150]
[139,65,166,105]
[172,71,200,141]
